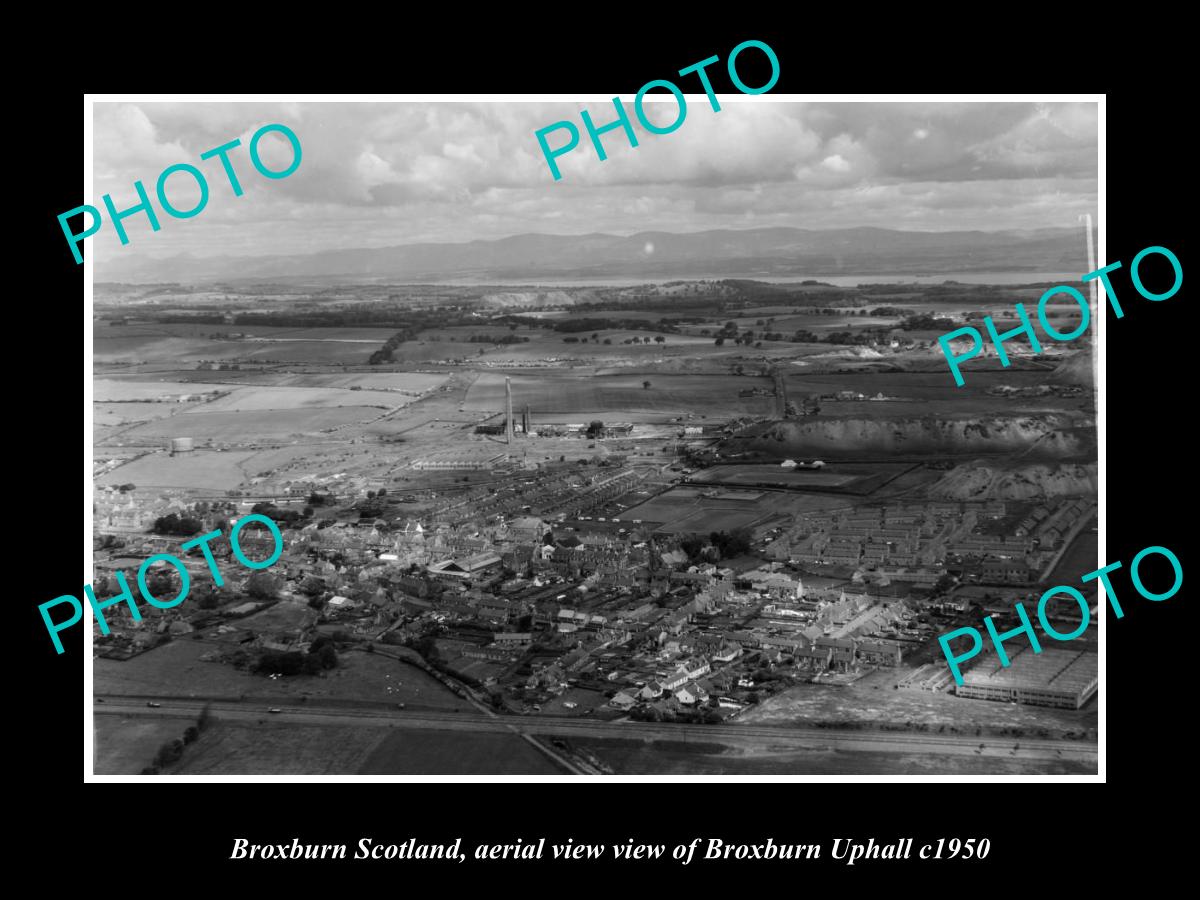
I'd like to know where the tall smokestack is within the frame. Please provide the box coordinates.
[505,377,513,444]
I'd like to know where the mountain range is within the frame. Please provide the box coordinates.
[95,226,1089,284]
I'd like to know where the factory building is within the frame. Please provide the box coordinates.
[956,645,1097,709]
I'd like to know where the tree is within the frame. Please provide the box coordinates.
[714,337,725,346]
[154,739,185,768]
[151,513,202,536]
[299,576,326,597]
[654,335,665,344]
[642,380,652,390]
[246,572,280,600]
[315,643,338,669]
[182,725,200,744]
[586,420,604,438]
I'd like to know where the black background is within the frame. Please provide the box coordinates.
[21,19,1188,887]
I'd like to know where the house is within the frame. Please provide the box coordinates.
[494,632,532,647]
[674,684,699,705]
[610,691,637,711]
[855,640,902,666]
[712,645,742,664]
[657,658,710,691]
[640,681,664,700]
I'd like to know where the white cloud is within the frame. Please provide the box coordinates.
[88,100,1098,265]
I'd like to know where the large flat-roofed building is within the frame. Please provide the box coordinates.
[957,645,1097,709]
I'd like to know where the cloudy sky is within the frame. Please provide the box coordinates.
[90,100,1098,261]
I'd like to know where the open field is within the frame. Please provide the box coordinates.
[93,715,190,775]
[1045,529,1100,587]
[273,372,448,392]
[95,324,393,366]
[691,463,912,494]
[201,386,404,411]
[96,449,260,489]
[98,369,449,391]
[740,670,1097,736]
[785,369,1092,418]
[698,468,860,487]
[96,639,280,699]
[663,508,769,534]
[95,379,223,401]
[175,721,389,774]
[359,728,562,774]
[620,486,805,532]
[464,372,775,421]
[94,635,466,708]
[619,487,741,524]
[95,401,185,424]
[120,407,382,442]
[574,737,1092,775]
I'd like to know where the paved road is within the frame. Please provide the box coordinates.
[96,696,1096,764]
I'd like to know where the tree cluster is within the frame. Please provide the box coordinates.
[151,513,202,536]
[254,639,339,677]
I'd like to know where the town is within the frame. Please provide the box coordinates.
[91,272,1099,776]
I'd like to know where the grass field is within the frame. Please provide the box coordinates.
[620,486,780,533]
[358,728,562,774]
[662,508,768,534]
[95,324,393,366]
[95,379,222,401]
[784,369,1089,418]
[201,386,404,412]
[697,468,859,487]
[95,637,467,708]
[463,372,775,420]
[274,372,448,392]
[573,737,1092,775]
[95,449,259,489]
[95,401,185,427]
[690,464,903,494]
[1045,528,1099,588]
[175,721,389,774]
[94,715,190,775]
[122,406,381,441]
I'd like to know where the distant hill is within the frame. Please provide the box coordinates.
[96,225,1088,284]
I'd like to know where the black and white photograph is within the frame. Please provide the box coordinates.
[85,97,1102,778]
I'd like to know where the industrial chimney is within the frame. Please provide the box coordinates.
[505,377,514,444]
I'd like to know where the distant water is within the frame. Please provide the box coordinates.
[438,272,1084,289]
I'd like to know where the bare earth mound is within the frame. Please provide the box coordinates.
[732,414,1095,459]
[929,461,1098,500]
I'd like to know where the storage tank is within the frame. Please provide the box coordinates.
[170,437,194,455]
